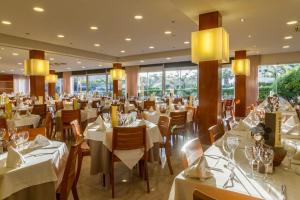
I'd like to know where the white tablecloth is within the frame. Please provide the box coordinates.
[6,114,41,129]
[84,119,162,169]
[0,141,68,199]
[56,108,97,122]
[169,130,300,200]
[143,109,193,125]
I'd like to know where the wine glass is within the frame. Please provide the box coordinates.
[259,147,274,181]
[0,128,6,140]
[245,144,256,178]
[227,136,239,163]
[283,141,297,171]
[222,138,231,168]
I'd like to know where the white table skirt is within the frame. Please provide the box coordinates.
[6,114,41,129]
[0,141,68,199]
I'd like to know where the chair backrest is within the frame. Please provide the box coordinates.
[42,112,52,139]
[193,190,216,200]
[55,101,64,111]
[92,100,100,108]
[18,127,47,140]
[181,138,203,168]
[79,101,88,110]
[32,104,47,119]
[112,125,146,151]
[144,101,155,110]
[59,140,82,200]
[158,116,171,138]
[170,111,187,128]
[0,117,7,129]
[208,121,225,144]
[185,106,195,121]
[61,110,81,125]
[70,119,82,140]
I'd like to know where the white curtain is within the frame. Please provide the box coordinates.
[13,75,30,95]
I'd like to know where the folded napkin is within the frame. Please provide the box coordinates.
[29,134,51,148]
[285,116,299,127]
[149,106,154,112]
[95,116,106,130]
[14,112,22,120]
[183,157,212,179]
[137,119,146,126]
[5,147,26,168]
[233,120,250,131]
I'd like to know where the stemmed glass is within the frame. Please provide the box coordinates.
[227,136,239,163]
[283,141,297,171]
[222,138,231,168]
[245,144,256,178]
[259,147,274,181]
[0,128,6,140]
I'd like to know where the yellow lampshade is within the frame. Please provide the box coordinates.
[45,74,58,83]
[110,68,125,80]
[232,59,250,76]
[191,27,229,64]
[24,59,49,76]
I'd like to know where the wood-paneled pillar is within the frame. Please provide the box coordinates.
[112,63,122,98]
[197,11,222,145]
[29,50,45,102]
[48,70,56,97]
[234,50,247,117]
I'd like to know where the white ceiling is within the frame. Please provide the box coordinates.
[0,0,299,73]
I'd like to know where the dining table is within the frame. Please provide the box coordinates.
[0,140,68,200]
[83,117,163,184]
[6,114,41,129]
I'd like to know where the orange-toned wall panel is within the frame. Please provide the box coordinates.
[0,74,13,94]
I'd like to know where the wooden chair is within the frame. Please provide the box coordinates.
[181,138,203,168]
[185,106,196,134]
[55,101,64,111]
[111,125,149,198]
[18,127,47,141]
[70,120,90,185]
[170,111,187,141]
[92,100,100,108]
[208,121,225,144]
[79,100,88,110]
[56,139,82,200]
[193,190,216,200]
[143,100,155,110]
[61,110,81,141]
[157,116,173,174]
[41,112,52,139]
[0,117,7,130]
[32,104,47,120]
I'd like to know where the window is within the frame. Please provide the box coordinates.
[221,66,235,99]
[88,74,107,95]
[107,75,126,96]
[258,64,300,100]
[138,71,163,96]
[55,78,63,95]
[70,75,87,94]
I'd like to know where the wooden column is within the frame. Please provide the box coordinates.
[234,50,247,117]
[197,11,222,145]
[29,50,45,102]
[112,63,122,98]
[48,70,56,97]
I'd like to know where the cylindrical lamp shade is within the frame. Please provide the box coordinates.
[24,59,49,76]
[191,27,229,64]
[45,74,58,83]
[232,59,250,76]
[110,68,125,80]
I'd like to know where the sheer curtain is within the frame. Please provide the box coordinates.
[13,75,30,95]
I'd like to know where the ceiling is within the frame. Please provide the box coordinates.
[0,0,299,73]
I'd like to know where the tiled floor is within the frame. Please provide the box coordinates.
[74,137,192,200]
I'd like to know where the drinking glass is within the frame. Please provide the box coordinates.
[259,147,274,181]
[222,139,231,168]
[227,136,239,163]
[245,144,256,178]
[0,128,6,140]
[283,141,297,171]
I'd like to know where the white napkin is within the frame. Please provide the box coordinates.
[5,147,26,168]
[183,157,212,179]
[14,112,21,120]
[233,120,250,131]
[149,106,154,112]
[169,104,175,112]
[96,116,106,131]
[285,116,299,127]
[136,119,146,126]
[179,106,185,111]
[29,134,51,148]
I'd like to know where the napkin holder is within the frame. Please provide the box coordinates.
[73,99,79,110]
[5,101,12,119]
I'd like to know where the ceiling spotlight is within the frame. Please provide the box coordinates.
[0,48,4,50]
[140,60,144,63]
[0,57,2,59]
[282,45,290,49]
[20,68,24,71]
[248,34,252,38]
[49,58,54,61]
[166,57,171,60]
[90,26,98,30]
[240,18,245,22]
[94,43,100,47]
[149,46,155,49]
[10,69,14,72]
[57,34,64,38]
[134,15,143,20]
[17,62,22,65]
[67,67,71,70]
[120,50,126,53]
[81,66,86,69]
[164,31,172,35]
[33,7,44,12]
[12,53,19,56]
[284,36,293,40]
[1,20,11,25]
[286,20,298,25]
[98,64,102,67]
[184,41,190,44]
[76,61,82,64]
[1,70,4,73]
[125,38,132,41]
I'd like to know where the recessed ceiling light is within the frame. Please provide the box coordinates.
[98,64,102,67]
[0,57,2,59]
[17,62,22,65]
[164,31,172,35]
[67,67,71,70]
[240,18,245,22]
[166,57,171,60]
[12,53,19,56]
[20,68,24,71]
[149,46,155,49]
[81,66,86,69]
[248,34,252,38]
[1,70,4,73]
[286,20,298,25]
[184,41,190,44]
[120,50,126,53]
[57,34,64,38]
[33,7,44,12]
[284,36,293,40]
[140,60,144,63]
[134,15,143,20]
[1,20,11,25]
[125,38,132,41]
[282,45,290,49]
[49,58,54,61]
[10,69,14,72]
[77,61,82,64]
[94,43,100,47]
[0,48,4,50]
[90,26,98,30]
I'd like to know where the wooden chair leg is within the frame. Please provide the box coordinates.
[102,173,106,187]
[111,162,115,198]
[165,146,173,175]
[75,151,83,185]
[72,185,79,200]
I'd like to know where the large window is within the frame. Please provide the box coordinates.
[107,75,126,96]
[70,75,87,94]
[258,64,300,100]
[221,66,235,99]
[88,74,107,95]
[55,78,63,95]
[138,71,163,96]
